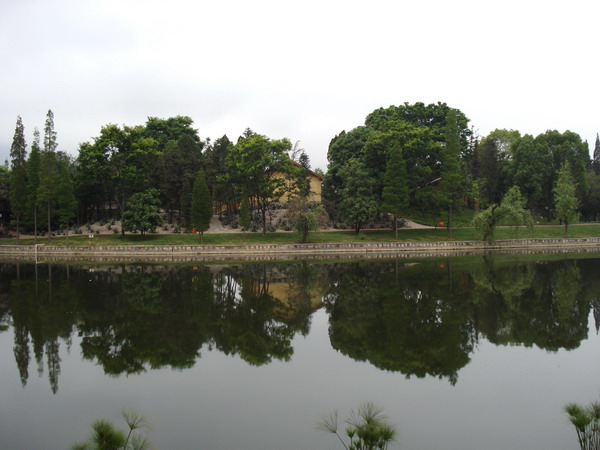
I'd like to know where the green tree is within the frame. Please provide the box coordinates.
[87,124,160,232]
[190,170,212,243]
[381,144,408,239]
[472,186,533,242]
[56,158,77,240]
[159,134,202,224]
[286,198,328,243]
[338,158,378,233]
[26,128,41,242]
[440,109,464,233]
[43,109,58,153]
[122,189,162,235]
[226,132,299,234]
[593,133,600,174]
[239,192,251,231]
[554,161,580,236]
[8,115,28,242]
[37,150,60,240]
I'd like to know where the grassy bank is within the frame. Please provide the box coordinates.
[1,224,600,246]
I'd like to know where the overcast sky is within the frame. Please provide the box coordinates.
[2,0,599,171]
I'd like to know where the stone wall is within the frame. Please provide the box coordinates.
[1,237,600,262]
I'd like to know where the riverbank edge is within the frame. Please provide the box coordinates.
[1,237,600,262]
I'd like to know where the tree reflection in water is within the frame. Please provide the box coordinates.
[0,255,599,391]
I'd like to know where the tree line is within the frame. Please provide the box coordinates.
[2,102,595,240]
[322,101,590,234]
[3,112,314,241]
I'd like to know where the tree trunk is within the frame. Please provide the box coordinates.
[33,207,38,245]
[393,214,398,239]
[47,201,51,242]
[15,215,20,244]
[121,190,125,236]
[262,204,267,234]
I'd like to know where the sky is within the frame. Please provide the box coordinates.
[2,0,600,171]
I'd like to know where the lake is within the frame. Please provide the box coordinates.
[1,253,599,449]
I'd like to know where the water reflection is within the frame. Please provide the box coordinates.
[1,255,599,391]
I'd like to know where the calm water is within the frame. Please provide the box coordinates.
[1,254,600,449]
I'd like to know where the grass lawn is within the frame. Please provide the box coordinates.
[1,224,599,246]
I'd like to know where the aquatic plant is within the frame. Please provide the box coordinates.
[565,402,600,450]
[317,402,397,449]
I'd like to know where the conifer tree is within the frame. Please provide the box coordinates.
[593,133,600,174]
[37,150,60,241]
[56,158,77,240]
[27,128,41,242]
[381,144,409,239]
[190,169,212,243]
[9,116,28,242]
[44,109,57,153]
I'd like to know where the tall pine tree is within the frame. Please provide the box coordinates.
[190,169,212,243]
[27,128,41,243]
[593,133,600,174]
[9,116,28,242]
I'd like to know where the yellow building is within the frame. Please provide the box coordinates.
[274,161,324,203]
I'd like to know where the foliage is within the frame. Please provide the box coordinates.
[381,144,408,238]
[472,186,533,242]
[239,192,251,230]
[554,161,580,236]
[226,131,299,234]
[565,402,600,450]
[286,199,329,243]
[338,158,378,233]
[122,189,162,235]
[317,402,397,450]
[190,169,212,242]
[439,108,464,231]
[8,115,28,240]
[71,409,151,450]
[44,109,58,153]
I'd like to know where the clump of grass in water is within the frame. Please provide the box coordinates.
[565,402,600,450]
[317,402,397,449]
[71,409,152,450]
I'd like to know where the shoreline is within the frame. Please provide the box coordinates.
[1,237,600,262]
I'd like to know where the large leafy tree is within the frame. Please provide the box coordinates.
[323,126,375,218]
[554,162,580,236]
[226,131,298,234]
[122,188,162,235]
[144,115,200,149]
[381,143,408,239]
[190,170,212,243]
[8,115,28,242]
[365,102,472,157]
[82,124,160,229]
[440,109,464,232]
[338,158,378,233]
